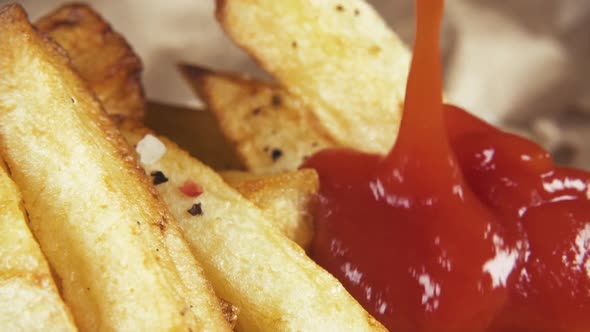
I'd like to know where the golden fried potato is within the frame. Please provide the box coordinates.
[145,101,243,170]
[0,5,230,331]
[0,163,78,332]
[221,169,317,250]
[120,121,386,332]
[36,3,145,120]
[216,0,411,154]
[179,64,336,174]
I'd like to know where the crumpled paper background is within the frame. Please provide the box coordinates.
[6,0,590,168]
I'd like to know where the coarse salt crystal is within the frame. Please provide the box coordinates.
[136,134,166,165]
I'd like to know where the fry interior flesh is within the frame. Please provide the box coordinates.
[120,122,387,332]
[36,3,145,120]
[217,0,411,154]
[0,5,230,331]
[0,163,78,332]
[221,169,318,250]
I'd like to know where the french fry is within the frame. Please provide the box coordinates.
[179,64,336,174]
[221,169,317,250]
[37,5,242,170]
[0,163,78,332]
[145,101,243,170]
[36,3,145,120]
[216,0,411,154]
[120,121,387,332]
[0,5,230,331]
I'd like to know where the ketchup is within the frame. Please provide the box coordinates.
[301,0,590,331]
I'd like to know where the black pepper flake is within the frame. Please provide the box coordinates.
[157,220,166,232]
[263,146,270,152]
[187,203,203,216]
[150,170,168,185]
[271,94,282,107]
[354,8,360,16]
[271,148,283,161]
[251,107,262,115]
[136,221,141,225]
[336,4,344,11]
[71,97,76,104]
[291,40,298,48]
[311,142,319,147]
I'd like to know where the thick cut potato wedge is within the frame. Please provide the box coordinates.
[0,5,230,332]
[180,64,336,174]
[217,0,411,154]
[36,3,145,120]
[221,169,317,250]
[145,101,243,170]
[0,163,78,332]
[120,122,386,332]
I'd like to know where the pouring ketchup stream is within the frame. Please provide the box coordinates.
[302,0,590,331]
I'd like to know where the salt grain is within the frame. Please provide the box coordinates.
[136,134,166,165]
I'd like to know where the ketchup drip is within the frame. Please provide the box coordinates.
[302,0,590,331]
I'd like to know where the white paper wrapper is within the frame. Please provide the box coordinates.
[6,0,590,167]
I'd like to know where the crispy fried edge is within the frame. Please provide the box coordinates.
[0,162,78,332]
[0,4,230,331]
[36,3,145,120]
[179,64,337,174]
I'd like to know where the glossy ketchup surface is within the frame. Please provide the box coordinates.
[301,0,590,331]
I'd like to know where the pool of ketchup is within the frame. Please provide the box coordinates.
[301,0,590,331]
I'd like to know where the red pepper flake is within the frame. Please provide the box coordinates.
[179,180,204,197]
[187,203,203,216]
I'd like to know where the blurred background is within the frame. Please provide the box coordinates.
[3,0,590,168]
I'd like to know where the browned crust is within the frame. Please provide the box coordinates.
[177,63,270,169]
[220,299,239,329]
[178,63,338,172]
[36,3,145,120]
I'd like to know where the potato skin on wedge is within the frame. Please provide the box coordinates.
[179,64,336,174]
[120,121,387,332]
[36,3,145,120]
[0,5,231,332]
[217,0,411,154]
[0,163,78,332]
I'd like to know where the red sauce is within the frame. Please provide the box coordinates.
[301,0,590,330]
